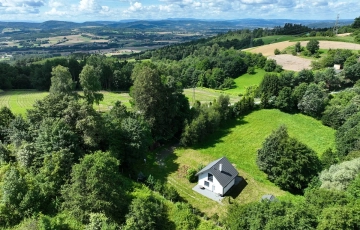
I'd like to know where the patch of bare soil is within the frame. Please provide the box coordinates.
[245,41,295,57]
[268,54,312,72]
[300,41,360,50]
[337,33,352,37]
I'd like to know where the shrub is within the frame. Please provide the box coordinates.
[186,168,197,183]
[319,157,360,191]
[163,186,180,202]
[274,48,281,55]
[247,66,255,74]
[171,202,199,230]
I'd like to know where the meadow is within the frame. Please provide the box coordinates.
[256,35,295,44]
[225,69,265,95]
[0,91,131,115]
[141,109,335,217]
[0,89,241,115]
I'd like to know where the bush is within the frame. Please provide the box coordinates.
[321,148,339,169]
[163,186,180,202]
[301,50,311,56]
[319,157,360,191]
[247,66,255,74]
[186,168,197,183]
[274,48,281,55]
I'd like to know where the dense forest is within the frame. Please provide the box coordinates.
[0,18,360,229]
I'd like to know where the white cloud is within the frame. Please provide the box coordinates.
[78,0,101,12]
[128,1,142,11]
[48,0,63,8]
[0,0,44,14]
[45,7,67,15]
[0,0,360,22]
[240,0,276,4]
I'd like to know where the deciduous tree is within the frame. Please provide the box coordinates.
[306,40,320,54]
[49,65,74,96]
[79,64,103,105]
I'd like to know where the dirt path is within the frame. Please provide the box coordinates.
[268,54,312,71]
[300,41,360,50]
[246,40,360,57]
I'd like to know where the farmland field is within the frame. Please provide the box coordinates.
[142,109,335,217]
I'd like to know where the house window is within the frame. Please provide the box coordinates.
[208,173,213,182]
[204,181,209,187]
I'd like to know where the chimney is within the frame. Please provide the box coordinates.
[219,163,222,172]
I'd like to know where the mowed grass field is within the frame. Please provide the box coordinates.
[0,91,132,115]
[0,89,241,115]
[183,88,240,105]
[142,109,335,217]
[0,91,49,115]
[225,69,266,95]
[257,35,295,44]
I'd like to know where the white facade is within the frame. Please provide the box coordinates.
[198,172,234,196]
[223,178,235,194]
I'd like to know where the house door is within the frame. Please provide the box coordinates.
[212,185,215,192]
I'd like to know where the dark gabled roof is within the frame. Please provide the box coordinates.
[196,157,238,188]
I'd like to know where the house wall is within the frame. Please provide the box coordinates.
[198,172,223,195]
[223,178,235,194]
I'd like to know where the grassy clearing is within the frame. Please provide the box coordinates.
[293,36,356,43]
[224,69,265,95]
[257,35,295,44]
[0,91,132,115]
[194,109,335,180]
[183,88,240,105]
[142,109,335,217]
[0,91,49,115]
[1,89,240,115]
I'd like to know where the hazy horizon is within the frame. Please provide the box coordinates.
[0,0,359,23]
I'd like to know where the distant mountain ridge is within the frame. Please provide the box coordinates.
[0,18,354,31]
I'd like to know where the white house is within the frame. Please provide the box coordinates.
[196,157,238,196]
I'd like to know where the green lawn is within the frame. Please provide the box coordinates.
[141,109,335,217]
[225,69,265,95]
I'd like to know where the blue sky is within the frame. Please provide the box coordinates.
[0,0,359,22]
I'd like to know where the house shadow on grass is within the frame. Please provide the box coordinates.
[225,176,248,200]
[193,118,248,150]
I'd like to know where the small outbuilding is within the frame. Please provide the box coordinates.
[195,157,238,196]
